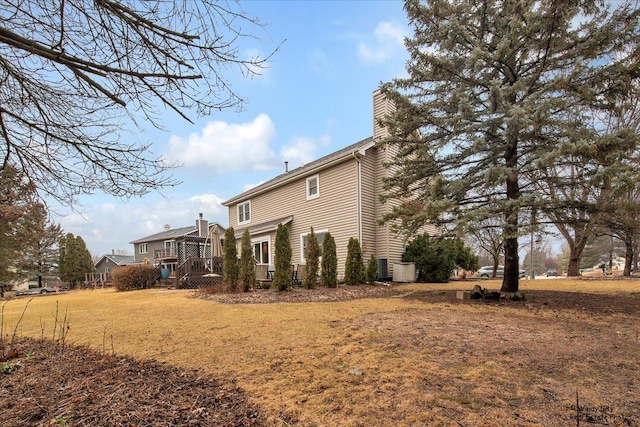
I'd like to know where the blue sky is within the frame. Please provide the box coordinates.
[55,0,411,257]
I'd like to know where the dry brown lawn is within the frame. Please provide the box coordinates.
[2,278,640,426]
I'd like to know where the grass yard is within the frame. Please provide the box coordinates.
[2,279,640,426]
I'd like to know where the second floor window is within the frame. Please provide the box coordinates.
[306,175,319,200]
[139,243,148,254]
[238,201,251,224]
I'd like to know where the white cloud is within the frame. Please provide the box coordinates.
[309,49,334,76]
[357,21,408,64]
[55,193,230,257]
[280,133,331,169]
[167,114,278,172]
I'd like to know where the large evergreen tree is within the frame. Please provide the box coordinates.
[18,216,64,287]
[59,233,94,287]
[381,0,640,291]
[0,164,49,290]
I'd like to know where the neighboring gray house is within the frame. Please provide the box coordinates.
[222,90,436,281]
[92,252,135,283]
[129,214,225,279]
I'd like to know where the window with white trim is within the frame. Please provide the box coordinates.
[138,243,148,254]
[306,175,319,200]
[252,238,270,265]
[164,240,177,256]
[237,201,251,225]
[300,229,327,262]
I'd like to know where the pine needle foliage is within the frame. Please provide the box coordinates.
[304,227,320,289]
[239,230,255,292]
[402,234,478,283]
[344,238,365,286]
[223,227,239,291]
[58,233,94,287]
[273,224,292,291]
[380,0,640,291]
[320,232,338,288]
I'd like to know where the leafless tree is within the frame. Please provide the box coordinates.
[0,0,277,206]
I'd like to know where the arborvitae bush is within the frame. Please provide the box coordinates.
[366,254,378,285]
[304,227,320,289]
[344,237,365,285]
[111,264,157,291]
[273,223,292,291]
[239,230,255,292]
[321,232,337,288]
[223,226,239,291]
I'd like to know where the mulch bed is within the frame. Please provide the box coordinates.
[196,283,404,304]
[0,340,285,427]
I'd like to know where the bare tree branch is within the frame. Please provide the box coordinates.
[0,0,280,206]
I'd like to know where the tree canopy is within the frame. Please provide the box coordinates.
[0,165,49,285]
[0,1,276,206]
[59,233,94,286]
[381,0,640,291]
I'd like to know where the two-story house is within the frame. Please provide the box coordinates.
[129,214,225,279]
[222,90,436,281]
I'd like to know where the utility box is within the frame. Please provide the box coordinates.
[377,258,388,280]
[393,262,416,282]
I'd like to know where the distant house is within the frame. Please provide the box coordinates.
[222,90,436,281]
[91,252,136,284]
[129,214,225,280]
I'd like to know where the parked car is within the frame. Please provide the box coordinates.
[476,266,526,279]
[16,287,55,296]
[546,269,558,277]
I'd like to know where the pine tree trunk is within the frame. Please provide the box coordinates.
[501,133,520,293]
[623,236,633,277]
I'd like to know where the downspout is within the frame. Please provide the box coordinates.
[353,151,362,244]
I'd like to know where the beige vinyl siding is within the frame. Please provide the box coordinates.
[372,90,408,276]
[359,147,378,260]
[374,143,407,277]
[229,159,360,279]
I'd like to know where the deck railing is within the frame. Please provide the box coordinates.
[154,248,178,259]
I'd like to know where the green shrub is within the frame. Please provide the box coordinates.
[344,237,365,285]
[366,255,378,285]
[402,234,478,283]
[304,227,320,289]
[223,226,239,291]
[273,223,292,291]
[321,232,337,288]
[111,264,157,291]
[239,230,255,292]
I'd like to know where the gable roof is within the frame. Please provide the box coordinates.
[129,225,197,244]
[95,254,135,267]
[222,137,375,206]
